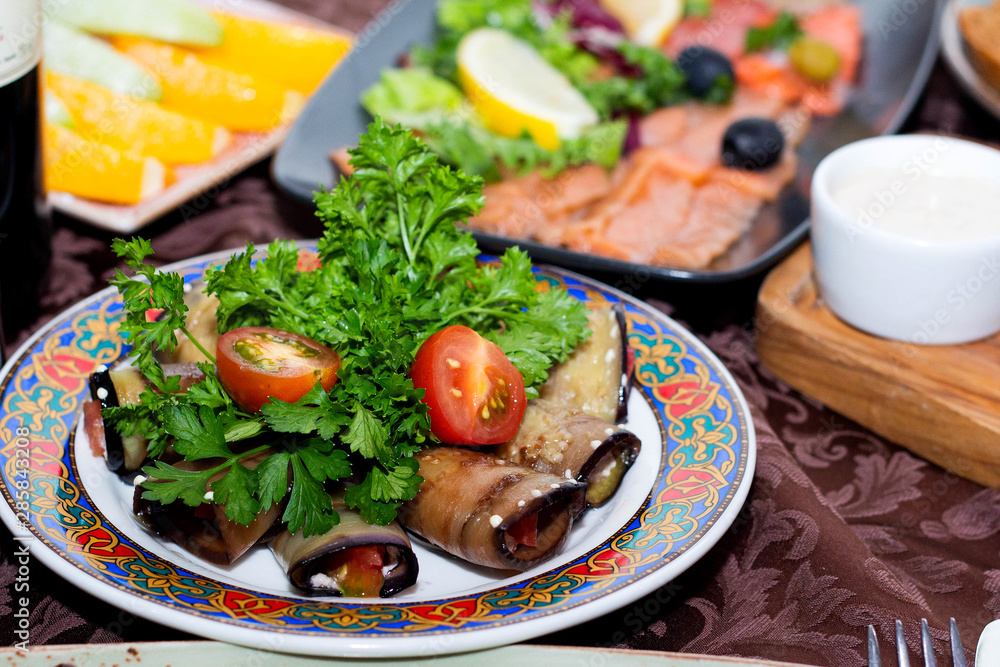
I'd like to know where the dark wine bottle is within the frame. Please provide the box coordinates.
[0,0,51,358]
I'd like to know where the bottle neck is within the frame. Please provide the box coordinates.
[0,1,43,89]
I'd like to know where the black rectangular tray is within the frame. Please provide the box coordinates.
[272,0,942,283]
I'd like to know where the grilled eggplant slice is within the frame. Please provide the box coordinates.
[156,289,221,365]
[88,363,205,475]
[539,304,632,423]
[496,399,640,508]
[133,451,282,565]
[398,447,586,571]
[270,494,418,597]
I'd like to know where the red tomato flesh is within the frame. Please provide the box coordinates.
[326,545,385,597]
[507,513,538,547]
[410,325,526,445]
[216,327,341,413]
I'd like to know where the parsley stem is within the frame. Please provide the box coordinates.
[440,303,515,325]
[201,444,272,478]
[179,326,217,364]
[260,292,308,321]
[233,444,272,460]
[397,192,415,264]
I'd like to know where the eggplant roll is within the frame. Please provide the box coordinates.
[157,289,221,365]
[87,363,205,475]
[398,447,586,571]
[270,494,417,597]
[495,399,641,508]
[539,304,632,424]
[133,453,282,565]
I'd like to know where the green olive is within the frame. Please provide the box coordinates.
[788,36,841,83]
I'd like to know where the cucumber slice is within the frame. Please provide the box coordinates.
[43,0,223,47]
[43,21,162,101]
[44,91,74,129]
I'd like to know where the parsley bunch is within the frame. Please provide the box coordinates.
[106,120,589,534]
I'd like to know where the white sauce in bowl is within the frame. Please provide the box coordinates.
[832,168,1000,242]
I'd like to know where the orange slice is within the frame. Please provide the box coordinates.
[111,37,304,132]
[196,12,351,94]
[46,71,231,165]
[44,123,166,205]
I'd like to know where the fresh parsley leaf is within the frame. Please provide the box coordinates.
[254,451,290,512]
[111,237,189,389]
[161,404,233,460]
[184,364,235,410]
[261,384,335,434]
[369,459,422,502]
[140,460,217,507]
[342,404,391,462]
[284,455,338,536]
[210,461,260,525]
[344,472,405,525]
[291,438,351,482]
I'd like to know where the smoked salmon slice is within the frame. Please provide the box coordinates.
[562,172,697,264]
[466,165,612,238]
[709,150,797,201]
[639,90,788,184]
[653,182,761,268]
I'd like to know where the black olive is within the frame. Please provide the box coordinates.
[677,46,735,99]
[721,118,785,171]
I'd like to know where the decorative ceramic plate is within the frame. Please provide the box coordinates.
[941,0,1000,123]
[0,248,755,658]
[273,0,941,283]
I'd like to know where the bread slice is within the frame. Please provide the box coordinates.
[960,1,1000,92]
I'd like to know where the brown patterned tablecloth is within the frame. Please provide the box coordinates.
[3,1,1000,664]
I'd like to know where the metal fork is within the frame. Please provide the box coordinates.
[867,618,967,667]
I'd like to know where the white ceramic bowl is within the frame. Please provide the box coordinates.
[811,134,1000,345]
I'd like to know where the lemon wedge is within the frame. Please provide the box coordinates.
[456,28,598,150]
[600,0,684,46]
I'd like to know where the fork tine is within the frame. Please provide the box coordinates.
[921,619,937,667]
[897,620,912,667]
[951,618,968,667]
[868,625,882,667]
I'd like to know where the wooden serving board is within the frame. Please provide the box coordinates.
[755,242,1000,488]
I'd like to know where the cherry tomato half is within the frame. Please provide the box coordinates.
[216,327,341,413]
[410,325,526,445]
